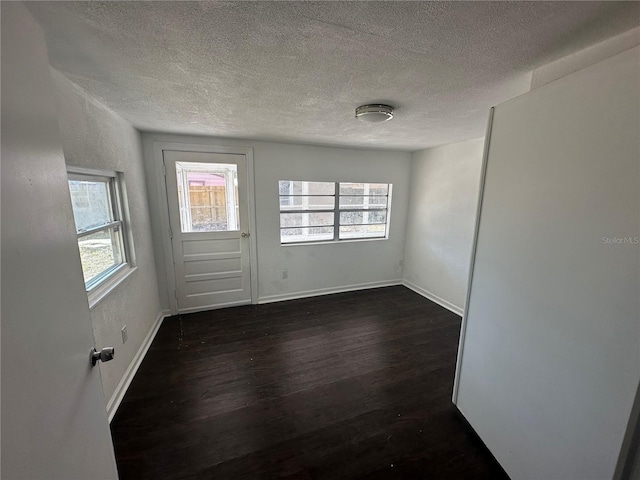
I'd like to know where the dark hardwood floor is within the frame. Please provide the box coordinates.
[111,286,508,479]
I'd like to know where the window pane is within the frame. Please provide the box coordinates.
[78,228,123,285]
[279,181,335,196]
[280,212,334,228]
[279,196,335,211]
[340,211,387,225]
[339,195,387,209]
[339,183,389,196]
[339,224,386,239]
[281,227,334,243]
[177,162,239,232]
[68,180,112,232]
[278,180,391,244]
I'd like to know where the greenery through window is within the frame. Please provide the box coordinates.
[68,169,129,291]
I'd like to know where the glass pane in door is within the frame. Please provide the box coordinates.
[175,162,239,232]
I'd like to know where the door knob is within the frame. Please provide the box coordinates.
[91,347,115,367]
[241,232,250,238]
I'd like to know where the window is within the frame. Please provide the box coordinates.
[175,161,239,232]
[67,167,134,305]
[279,181,336,243]
[279,181,391,244]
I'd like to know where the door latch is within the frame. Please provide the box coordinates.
[90,347,115,367]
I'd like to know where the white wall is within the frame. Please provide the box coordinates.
[456,47,640,479]
[141,133,411,309]
[52,71,164,408]
[531,26,640,90]
[402,138,484,315]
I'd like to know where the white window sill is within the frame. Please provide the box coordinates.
[88,264,137,310]
[281,237,389,247]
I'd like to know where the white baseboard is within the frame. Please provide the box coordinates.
[402,280,464,317]
[107,309,169,422]
[258,280,402,304]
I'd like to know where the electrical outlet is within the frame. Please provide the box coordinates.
[121,325,128,344]
[282,269,288,279]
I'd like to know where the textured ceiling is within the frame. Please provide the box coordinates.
[28,1,640,151]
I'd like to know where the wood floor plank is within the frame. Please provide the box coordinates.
[111,286,509,479]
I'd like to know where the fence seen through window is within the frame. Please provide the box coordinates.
[175,161,239,233]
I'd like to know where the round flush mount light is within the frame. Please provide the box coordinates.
[355,104,394,123]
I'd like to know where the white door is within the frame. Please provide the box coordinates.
[163,150,252,313]
[2,3,118,478]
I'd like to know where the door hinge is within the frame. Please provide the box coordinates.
[169,227,173,239]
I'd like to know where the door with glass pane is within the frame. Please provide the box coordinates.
[163,150,251,313]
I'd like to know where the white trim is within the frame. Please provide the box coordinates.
[402,280,463,317]
[107,309,169,423]
[258,279,402,304]
[245,148,259,305]
[151,141,258,315]
[67,165,117,178]
[88,265,137,310]
[281,237,389,247]
[451,108,495,405]
[151,142,179,313]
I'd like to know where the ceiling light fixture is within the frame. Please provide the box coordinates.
[355,104,394,123]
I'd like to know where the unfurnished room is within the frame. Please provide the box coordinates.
[2,1,639,479]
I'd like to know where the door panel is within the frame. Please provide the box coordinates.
[455,48,640,479]
[184,257,241,276]
[182,238,241,256]
[164,150,252,313]
[1,4,118,478]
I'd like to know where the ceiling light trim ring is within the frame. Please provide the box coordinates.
[355,104,394,122]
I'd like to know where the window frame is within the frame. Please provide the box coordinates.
[337,182,391,241]
[278,181,392,245]
[67,166,136,309]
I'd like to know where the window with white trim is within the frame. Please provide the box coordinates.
[67,168,133,300]
[279,181,392,244]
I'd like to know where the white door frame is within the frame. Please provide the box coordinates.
[152,141,258,314]
[451,108,494,404]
